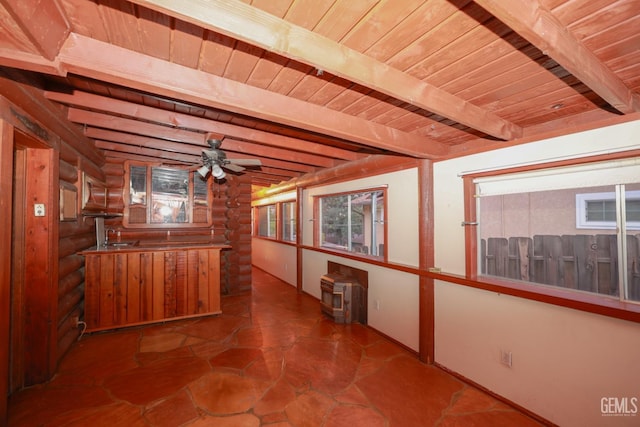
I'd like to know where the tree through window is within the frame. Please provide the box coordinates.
[317,189,385,258]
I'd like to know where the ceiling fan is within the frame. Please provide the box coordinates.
[197,135,262,180]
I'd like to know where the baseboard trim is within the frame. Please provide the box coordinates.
[434,362,557,426]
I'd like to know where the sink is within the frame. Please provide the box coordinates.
[107,241,139,247]
[142,241,190,246]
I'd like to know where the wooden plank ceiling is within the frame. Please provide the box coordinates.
[0,0,638,187]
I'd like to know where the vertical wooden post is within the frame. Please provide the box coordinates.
[463,176,478,280]
[0,119,14,423]
[296,185,303,293]
[418,159,434,364]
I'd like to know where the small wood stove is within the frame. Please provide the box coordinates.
[320,272,365,324]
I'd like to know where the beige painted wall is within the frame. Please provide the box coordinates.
[302,249,420,351]
[252,167,422,351]
[301,167,421,350]
[302,168,420,266]
[433,119,640,426]
[250,119,640,424]
[251,238,297,286]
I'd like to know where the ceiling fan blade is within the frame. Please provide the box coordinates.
[223,163,246,173]
[228,158,262,166]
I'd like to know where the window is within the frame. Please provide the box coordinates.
[123,161,212,227]
[576,191,640,230]
[317,189,385,258]
[253,200,296,242]
[257,204,276,238]
[471,158,640,304]
[282,201,296,242]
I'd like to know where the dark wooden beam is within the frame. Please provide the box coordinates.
[102,150,189,164]
[67,110,340,168]
[46,90,365,161]
[94,140,199,163]
[221,138,338,168]
[68,108,205,144]
[87,127,318,173]
[0,70,105,168]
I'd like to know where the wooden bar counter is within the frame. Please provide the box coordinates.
[79,242,229,332]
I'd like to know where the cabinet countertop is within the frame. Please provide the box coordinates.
[79,241,231,254]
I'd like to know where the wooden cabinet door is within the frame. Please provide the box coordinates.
[84,248,222,331]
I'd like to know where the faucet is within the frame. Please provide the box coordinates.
[105,229,118,246]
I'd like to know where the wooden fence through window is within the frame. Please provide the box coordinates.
[481,234,640,300]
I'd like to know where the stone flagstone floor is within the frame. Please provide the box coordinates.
[8,268,544,426]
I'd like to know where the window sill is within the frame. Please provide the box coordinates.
[253,236,296,246]
[317,245,385,261]
[427,271,640,324]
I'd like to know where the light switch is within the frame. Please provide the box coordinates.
[34,203,45,217]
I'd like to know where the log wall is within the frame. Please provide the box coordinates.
[0,68,106,392]
[103,157,252,295]
[56,156,90,363]
[0,67,252,402]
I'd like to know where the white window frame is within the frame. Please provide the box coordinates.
[473,157,640,305]
[316,188,386,259]
[257,204,276,238]
[281,201,296,242]
[576,190,640,230]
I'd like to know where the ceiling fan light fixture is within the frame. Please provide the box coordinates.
[211,163,226,179]
[197,165,210,178]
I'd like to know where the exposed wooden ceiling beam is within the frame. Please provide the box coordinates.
[0,66,104,167]
[102,149,185,164]
[474,0,640,114]
[85,127,200,154]
[220,138,338,168]
[45,90,365,161]
[96,140,299,180]
[256,166,302,180]
[213,152,317,174]
[56,33,447,159]
[241,175,287,185]
[128,0,522,141]
[68,108,204,143]
[86,127,318,173]
[0,49,64,75]
[0,0,70,61]
[68,109,339,168]
[73,110,337,167]
[94,140,198,163]
[252,178,284,187]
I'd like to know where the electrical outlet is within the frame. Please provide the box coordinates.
[500,350,513,368]
[34,203,45,217]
